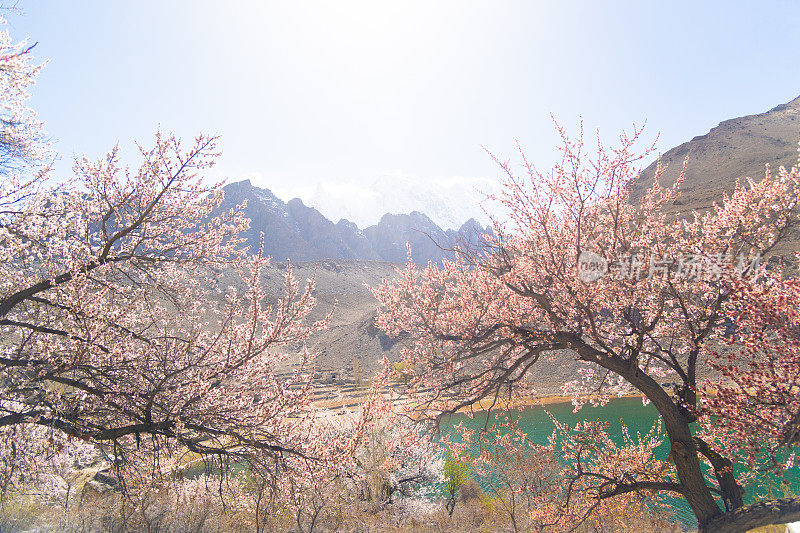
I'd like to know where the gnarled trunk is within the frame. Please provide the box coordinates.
[701,498,800,533]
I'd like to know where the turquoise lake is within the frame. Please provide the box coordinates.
[438,397,800,530]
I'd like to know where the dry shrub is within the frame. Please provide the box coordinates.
[0,476,685,533]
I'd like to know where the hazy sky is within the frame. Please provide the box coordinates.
[9,1,800,226]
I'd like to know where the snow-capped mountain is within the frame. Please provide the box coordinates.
[281,174,501,231]
[218,180,489,263]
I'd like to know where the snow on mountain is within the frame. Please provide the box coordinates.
[217,180,491,264]
[278,174,502,231]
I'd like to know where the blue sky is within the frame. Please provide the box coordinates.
[8,1,800,227]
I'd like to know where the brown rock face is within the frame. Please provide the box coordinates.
[634,95,800,210]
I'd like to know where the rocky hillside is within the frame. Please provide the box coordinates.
[634,94,800,210]
[219,179,486,264]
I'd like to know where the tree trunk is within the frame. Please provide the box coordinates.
[576,343,725,526]
[639,373,723,525]
[701,498,800,533]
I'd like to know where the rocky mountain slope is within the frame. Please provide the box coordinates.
[219,179,486,264]
[634,94,800,209]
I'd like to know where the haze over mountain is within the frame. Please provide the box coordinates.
[274,174,501,231]
[221,95,800,270]
[255,93,800,387]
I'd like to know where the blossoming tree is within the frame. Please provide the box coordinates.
[375,122,800,532]
[0,16,355,497]
[0,129,341,472]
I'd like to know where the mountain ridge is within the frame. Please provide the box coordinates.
[634,94,800,208]
[219,94,800,265]
[218,179,487,263]
[233,94,800,386]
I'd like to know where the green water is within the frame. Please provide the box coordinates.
[437,397,799,530]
